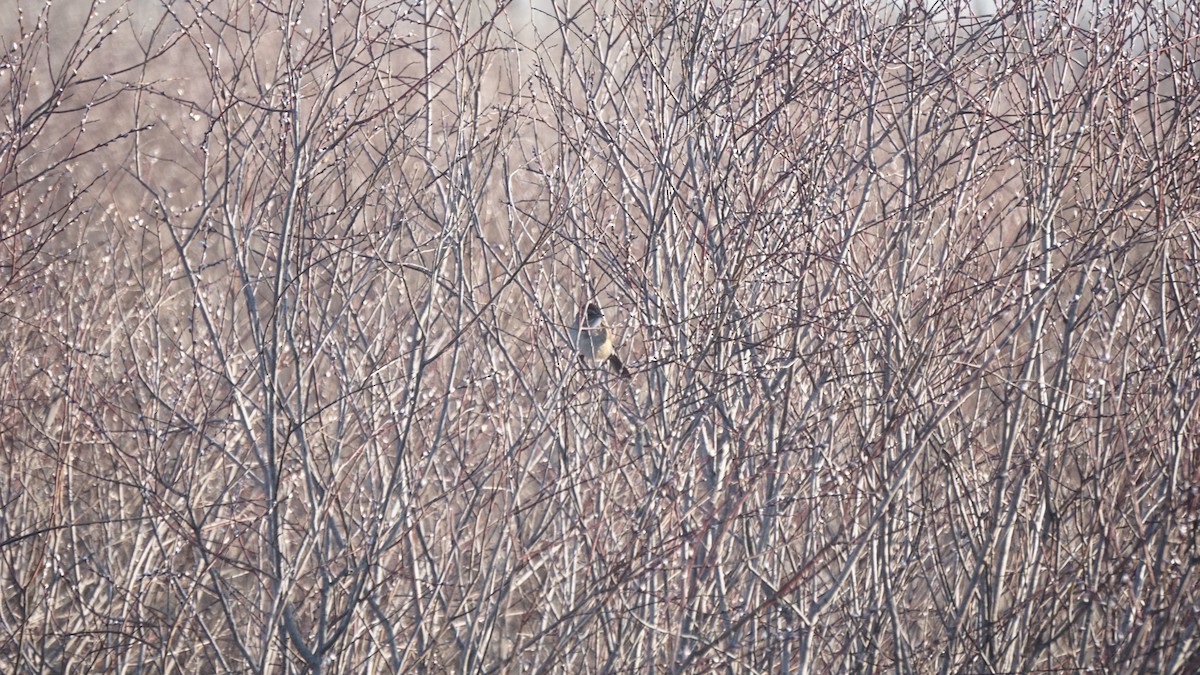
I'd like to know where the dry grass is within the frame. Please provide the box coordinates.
[2,0,1199,672]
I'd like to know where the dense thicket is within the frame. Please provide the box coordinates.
[2,0,1198,671]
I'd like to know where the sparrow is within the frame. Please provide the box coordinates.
[569,302,631,378]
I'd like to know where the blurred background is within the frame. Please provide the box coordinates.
[2,0,1198,671]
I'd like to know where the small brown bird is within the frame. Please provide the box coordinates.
[569,302,631,377]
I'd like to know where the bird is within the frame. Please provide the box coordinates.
[569,302,631,378]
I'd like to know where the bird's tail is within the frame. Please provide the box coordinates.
[608,354,632,378]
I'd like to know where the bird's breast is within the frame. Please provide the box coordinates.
[572,327,612,361]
